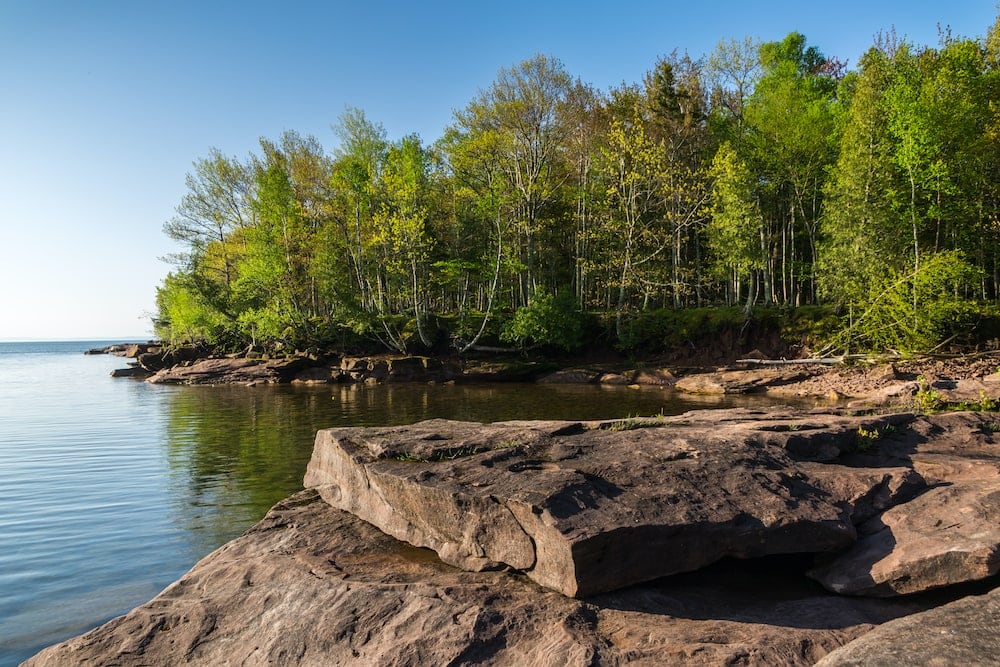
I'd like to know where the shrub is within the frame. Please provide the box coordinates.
[501,291,590,353]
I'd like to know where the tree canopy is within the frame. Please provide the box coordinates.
[156,17,1000,355]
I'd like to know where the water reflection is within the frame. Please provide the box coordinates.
[160,381,801,553]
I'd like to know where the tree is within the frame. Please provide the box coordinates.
[644,52,713,308]
[593,85,670,331]
[162,149,255,324]
[743,32,841,305]
[451,54,573,305]
[369,135,435,351]
[705,36,762,137]
[705,141,764,309]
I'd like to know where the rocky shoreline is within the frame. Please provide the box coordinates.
[25,397,1000,664]
[93,341,1000,411]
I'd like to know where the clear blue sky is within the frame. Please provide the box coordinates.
[0,0,995,340]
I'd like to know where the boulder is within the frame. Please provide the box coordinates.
[340,356,371,372]
[460,359,559,382]
[292,366,337,384]
[109,365,151,378]
[598,372,631,385]
[632,368,677,386]
[386,356,427,380]
[814,585,1000,666]
[303,411,925,597]
[24,490,946,667]
[808,479,1000,596]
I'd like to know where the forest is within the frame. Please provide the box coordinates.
[155,16,1000,357]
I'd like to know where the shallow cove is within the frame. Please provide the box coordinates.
[0,342,810,666]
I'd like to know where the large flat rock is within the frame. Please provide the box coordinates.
[25,490,948,667]
[303,410,925,597]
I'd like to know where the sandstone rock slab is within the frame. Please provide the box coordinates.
[674,368,816,395]
[25,490,946,667]
[813,585,1000,666]
[147,357,312,385]
[304,411,924,597]
[809,479,1000,596]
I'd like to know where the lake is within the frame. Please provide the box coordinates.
[0,341,793,665]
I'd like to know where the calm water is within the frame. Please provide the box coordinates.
[0,341,794,665]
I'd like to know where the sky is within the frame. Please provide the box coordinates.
[0,1,996,340]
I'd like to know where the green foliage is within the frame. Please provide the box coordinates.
[154,272,229,345]
[611,305,837,356]
[958,391,998,413]
[154,19,1000,357]
[853,424,895,452]
[824,250,984,354]
[706,141,764,280]
[501,291,590,353]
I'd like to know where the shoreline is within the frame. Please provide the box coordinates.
[25,407,1000,665]
[93,341,1000,412]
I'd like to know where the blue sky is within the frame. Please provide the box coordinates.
[0,1,996,340]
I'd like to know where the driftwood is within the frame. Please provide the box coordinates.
[735,357,845,366]
[737,350,1000,368]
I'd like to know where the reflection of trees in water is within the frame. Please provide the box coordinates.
[163,385,333,555]
[160,382,765,555]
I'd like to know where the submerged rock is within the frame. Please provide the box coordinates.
[23,490,944,667]
[303,410,927,597]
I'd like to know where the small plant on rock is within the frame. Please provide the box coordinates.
[853,424,895,453]
[913,375,946,412]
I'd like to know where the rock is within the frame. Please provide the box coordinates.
[460,359,559,382]
[813,585,1000,666]
[632,368,677,386]
[538,368,600,384]
[340,356,370,372]
[385,356,426,380]
[134,345,208,372]
[944,377,1000,405]
[598,372,631,385]
[843,411,1000,484]
[24,490,946,667]
[675,368,815,395]
[845,381,919,409]
[123,343,155,358]
[147,357,312,385]
[304,411,925,597]
[808,480,1000,596]
[109,365,151,378]
[292,366,337,384]
[334,356,458,383]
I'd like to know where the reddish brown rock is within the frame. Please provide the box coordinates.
[808,480,1000,596]
[598,372,631,385]
[24,490,942,667]
[292,366,337,384]
[146,357,311,385]
[675,368,816,395]
[632,368,677,385]
[303,411,925,597]
[814,585,1000,667]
